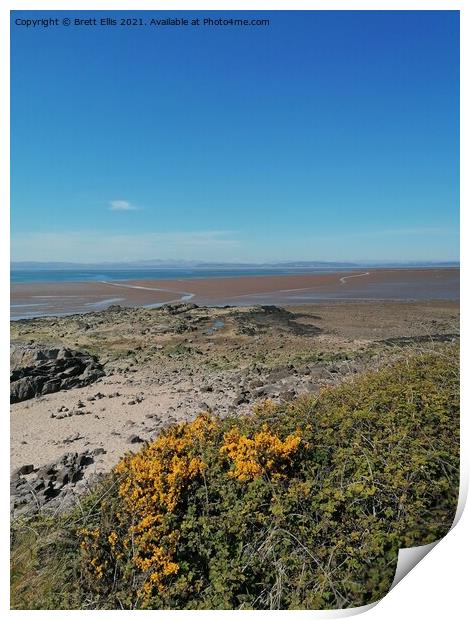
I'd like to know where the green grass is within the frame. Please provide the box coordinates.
[11,345,459,610]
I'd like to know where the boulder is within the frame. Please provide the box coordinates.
[10,344,104,403]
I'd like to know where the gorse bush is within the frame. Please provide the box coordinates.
[11,347,459,610]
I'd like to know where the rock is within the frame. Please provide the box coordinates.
[13,464,34,476]
[127,434,144,444]
[32,479,45,492]
[63,432,81,444]
[104,304,124,312]
[232,390,249,406]
[10,345,105,403]
[254,384,280,398]
[279,390,296,402]
[303,382,322,393]
[266,367,293,383]
[55,470,70,488]
[10,450,96,517]
[10,376,42,403]
[36,463,56,479]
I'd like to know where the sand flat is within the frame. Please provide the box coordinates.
[10,268,459,319]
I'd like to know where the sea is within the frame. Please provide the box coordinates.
[10,265,458,285]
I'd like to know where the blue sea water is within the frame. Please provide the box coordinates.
[11,267,359,284]
[10,265,457,285]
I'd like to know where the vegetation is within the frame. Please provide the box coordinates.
[11,346,459,610]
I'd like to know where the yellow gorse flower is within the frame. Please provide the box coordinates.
[220,423,301,481]
[112,413,216,597]
[78,412,302,601]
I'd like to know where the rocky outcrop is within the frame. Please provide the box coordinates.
[10,345,105,403]
[10,449,104,517]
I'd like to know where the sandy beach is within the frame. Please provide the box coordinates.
[11,299,459,506]
[10,268,459,319]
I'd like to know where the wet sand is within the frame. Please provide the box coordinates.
[10,268,459,319]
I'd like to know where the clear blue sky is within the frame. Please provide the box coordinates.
[11,10,459,263]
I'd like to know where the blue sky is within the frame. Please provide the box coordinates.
[11,10,459,263]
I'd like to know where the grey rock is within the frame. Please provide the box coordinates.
[14,464,35,476]
[279,390,296,402]
[266,367,293,383]
[10,345,104,403]
[254,384,280,398]
[232,391,249,406]
[127,434,144,444]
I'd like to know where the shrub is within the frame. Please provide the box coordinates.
[11,346,459,610]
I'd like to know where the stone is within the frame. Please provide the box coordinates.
[10,345,105,403]
[15,464,35,476]
[232,391,249,406]
[127,434,144,444]
[279,390,296,402]
[266,367,293,383]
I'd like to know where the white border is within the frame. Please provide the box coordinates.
[2,2,465,618]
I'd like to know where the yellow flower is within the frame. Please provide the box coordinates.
[220,424,301,481]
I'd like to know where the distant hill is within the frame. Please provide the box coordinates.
[10,260,460,270]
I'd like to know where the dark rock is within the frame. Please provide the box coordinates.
[10,376,43,403]
[10,345,104,403]
[105,304,124,312]
[254,384,280,398]
[36,463,56,479]
[162,303,198,315]
[14,464,35,476]
[55,470,70,488]
[232,391,249,406]
[63,432,81,444]
[32,479,45,492]
[127,434,144,444]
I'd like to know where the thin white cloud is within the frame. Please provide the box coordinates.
[109,200,138,211]
[11,231,240,262]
